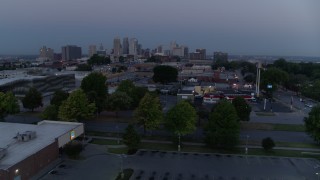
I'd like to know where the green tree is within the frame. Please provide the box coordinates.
[22,87,43,112]
[75,64,92,71]
[260,67,288,98]
[0,91,20,120]
[116,80,148,108]
[153,65,178,84]
[301,80,320,102]
[87,54,111,65]
[122,124,141,151]
[262,137,275,151]
[304,105,320,143]
[165,101,197,149]
[41,105,58,120]
[232,97,251,121]
[205,100,240,149]
[134,93,163,135]
[107,91,132,117]
[58,89,96,121]
[244,74,255,83]
[81,72,108,113]
[50,90,69,107]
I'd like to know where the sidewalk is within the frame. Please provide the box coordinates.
[88,135,320,152]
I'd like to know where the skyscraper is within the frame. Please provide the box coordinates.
[196,49,206,60]
[129,38,138,55]
[113,37,122,57]
[122,37,129,55]
[88,45,97,57]
[61,45,82,61]
[39,46,54,60]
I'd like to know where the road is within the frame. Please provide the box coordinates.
[84,121,314,144]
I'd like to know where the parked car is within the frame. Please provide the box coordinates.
[305,103,313,108]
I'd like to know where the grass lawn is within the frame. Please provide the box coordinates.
[96,139,320,159]
[91,138,123,145]
[139,142,320,158]
[108,147,129,154]
[241,122,305,132]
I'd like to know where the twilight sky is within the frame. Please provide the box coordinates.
[0,0,319,56]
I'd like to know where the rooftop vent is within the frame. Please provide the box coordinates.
[16,131,37,142]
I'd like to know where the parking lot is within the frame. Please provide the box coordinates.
[126,150,320,180]
[36,144,320,180]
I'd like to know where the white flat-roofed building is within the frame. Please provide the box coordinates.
[0,120,84,180]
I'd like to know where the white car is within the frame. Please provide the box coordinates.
[305,103,313,108]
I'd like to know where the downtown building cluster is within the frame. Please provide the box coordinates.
[35,37,228,64]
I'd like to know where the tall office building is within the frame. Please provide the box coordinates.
[88,45,97,57]
[129,38,138,55]
[214,52,228,62]
[61,45,82,61]
[196,49,206,60]
[183,46,189,58]
[113,37,122,57]
[122,37,129,55]
[39,46,54,60]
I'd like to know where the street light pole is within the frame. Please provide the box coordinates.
[178,133,181,152]
[245,135,249,154]
[316,172,320,180]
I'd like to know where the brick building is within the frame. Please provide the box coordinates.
[0,121,84,180]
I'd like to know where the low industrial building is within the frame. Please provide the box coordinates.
[0,120,84,180]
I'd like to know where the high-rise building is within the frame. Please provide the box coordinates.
[122,37,129,55]
[157,45,163,54]
[99,43,104,51]
[189,49,206,60]
[61,45,82,61]
[39,46,54,60]
[183,46,189,58]
[214,52,228,63]
[88,45,97,57]
[129,38,138,55]
[113,37,122,57]
[196,49,206,60]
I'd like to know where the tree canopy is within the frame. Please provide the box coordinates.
[0,91,20,120]
[107,91,132,116]
[260,67,288,95]
[205,100,240,149]
[58,89,96,121]
[22,87,43,112]
[304,105,320,144]
[50,90,69,107]
[134,93,163,134]
[75,64,92,71]
[116,80,148,108]
[87,54,111,65]
[232,97,251,121]
[153,65,178,84]
[81,72,108,113]
[41,105,58,120]
[165,101,197,136]
[122,124,141,151]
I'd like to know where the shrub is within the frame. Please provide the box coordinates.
[262,137,275,151]
[64,141,83,158]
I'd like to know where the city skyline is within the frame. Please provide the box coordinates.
[0,0,319,57]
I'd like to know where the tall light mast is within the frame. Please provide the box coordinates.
[256,62,262,97]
